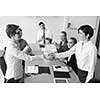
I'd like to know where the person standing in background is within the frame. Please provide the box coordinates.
[36,21,53,48]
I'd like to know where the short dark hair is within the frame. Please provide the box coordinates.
[78,25,94,39]
[70,37,77,44]
[45,37,52,44]
[61,31,67,37]
[38,22,45,26]
[6,24,19,38]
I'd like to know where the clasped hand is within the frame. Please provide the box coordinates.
[43,52,56,60]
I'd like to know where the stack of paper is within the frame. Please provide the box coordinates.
[53,65,69,72]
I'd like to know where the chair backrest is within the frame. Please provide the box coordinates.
[0,65,4,83]
[0,49,7,76]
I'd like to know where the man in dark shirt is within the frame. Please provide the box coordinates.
[54,31,68,53]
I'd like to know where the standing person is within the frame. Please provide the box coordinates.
[36,21,53,48]
[5,24,42,83]
[54,31,68,53]
[54,25,97,83]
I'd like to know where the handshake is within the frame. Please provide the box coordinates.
[43,52,56,60]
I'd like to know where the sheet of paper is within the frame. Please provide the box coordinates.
[25,65,38,74]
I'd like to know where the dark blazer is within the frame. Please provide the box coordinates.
[57,40,68,53]
[67,54,78,75]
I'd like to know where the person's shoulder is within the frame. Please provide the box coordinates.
[20,39,27,44]
[8,40,15,45]
[37,29,43,36]
[46,29,50,33]
[46,28,49,31]
[20,38,25,41]
[38,29,42,33]
[6,40,17,49]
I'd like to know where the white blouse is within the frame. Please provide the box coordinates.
[5,39,41,80]
[55,41,97,83]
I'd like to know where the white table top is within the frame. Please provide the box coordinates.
[25,45,80,83]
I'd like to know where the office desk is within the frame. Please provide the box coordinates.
[25,55,80,83]
[24,44,80,83]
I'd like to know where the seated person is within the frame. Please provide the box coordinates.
[54,31,68,53]
[43,38,57,60]
[67,37,78,75]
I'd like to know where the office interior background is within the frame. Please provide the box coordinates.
[0,16,100,80]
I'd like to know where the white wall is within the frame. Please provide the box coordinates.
[0,16,65,50]
[64,16,99,44]
[0,16,99,50]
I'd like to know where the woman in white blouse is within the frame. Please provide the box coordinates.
[5,24,42,83]
[54,25,97,83]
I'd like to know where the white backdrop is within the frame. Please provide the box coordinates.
[0,16,99,50]
[0,16,65,50]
